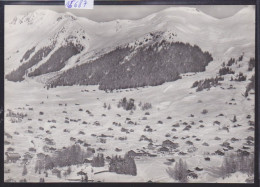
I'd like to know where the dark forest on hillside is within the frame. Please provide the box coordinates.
[49,41,213,90]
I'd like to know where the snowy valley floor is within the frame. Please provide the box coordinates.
[4,54,255,183]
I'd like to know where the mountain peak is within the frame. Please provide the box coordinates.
[140,6,218,23]
[162,6,218,20]
[9,9,59,25]
[233,5,255,16]
[31,9,57,16]
[224,5,255,22]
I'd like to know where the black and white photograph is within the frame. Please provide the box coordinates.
[3,4,256,183]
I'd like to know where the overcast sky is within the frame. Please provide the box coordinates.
[5,5,251,23]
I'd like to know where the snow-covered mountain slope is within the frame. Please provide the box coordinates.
[4,6,255,183]
[5,6,255,84]
[5,10,91,75]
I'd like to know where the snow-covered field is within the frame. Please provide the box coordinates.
[4,5,255,183]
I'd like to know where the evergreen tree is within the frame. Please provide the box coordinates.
[174,159,188,183]
[233,115,237,123]
[248,58,255,71]
[57,170,61,178]
[22,165,27,176]
[124,154,137,176]
[67,166,72,175]
[91,153,105,167]
[45,155,54,170]
[84,174,88,182]
[109,154,137,175]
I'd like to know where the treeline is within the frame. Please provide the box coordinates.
[191,76,223,92]
[21,46,35,62]
[219,67,234,76]
[91,153,105,167]
[34,144,91,173]
[51,144,88,167]
[28,43,83,77]
[34,145,137,177]
[220,152,254,178]
[248,58,255,71]
[6,42,83,82]
[245,75,255,97]
[6,46,53,82]
[232,72,246,82]
[49,40,213,90]
[109,154,137,176]
[226,58,236,66]
[117,97,136,111]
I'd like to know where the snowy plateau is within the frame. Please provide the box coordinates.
[4,6,255,183]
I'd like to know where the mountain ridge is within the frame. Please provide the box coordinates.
[8,6,254,26]
[5,6,255,90]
